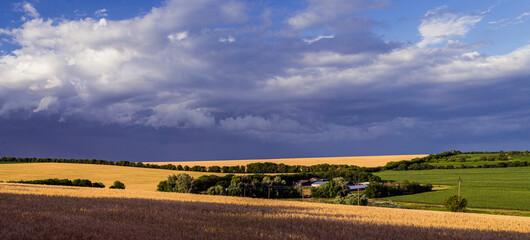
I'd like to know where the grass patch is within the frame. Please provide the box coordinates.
[374,167,530,211]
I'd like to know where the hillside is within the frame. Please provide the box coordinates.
[0,163,227,191]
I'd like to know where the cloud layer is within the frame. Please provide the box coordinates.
[0,1,529,160]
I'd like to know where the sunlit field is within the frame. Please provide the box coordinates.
[151,154,427,168]
[375,167,530,211]
[0,183,528,240]
[0,163,228,191]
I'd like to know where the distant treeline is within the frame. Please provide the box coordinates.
[2,150,529,175]
[0,156,377,174]
[9,178,105,188]
[379,150,530,171]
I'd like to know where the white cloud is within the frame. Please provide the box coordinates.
[0,0,529,143]
[516,12,530,20]
[22,3,40,19]
[302,35,334,44]
[95,9,108,17]
[168,31,188,41]
[33,96,58,112]
[219,35,235,43]
[489,11,530,27]
[417,7,483,48]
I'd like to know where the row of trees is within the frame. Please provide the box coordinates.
[157,173,301,199]
[10,178,127,189]
[10,178,105,188]
[363,181,433,198]
[386,160,530,171]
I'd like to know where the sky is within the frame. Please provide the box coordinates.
[0,0,529,162]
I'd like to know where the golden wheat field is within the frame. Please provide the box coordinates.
[1,183,528,235]
[0,163,228,191]
[150,154,427,168]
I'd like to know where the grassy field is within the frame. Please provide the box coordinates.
[0,183,528,239]
[427,160,517,166]
[374,167,530,211]
[0,163,228,191]
[150,154,427,168]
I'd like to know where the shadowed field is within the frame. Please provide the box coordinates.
[0,183,528,236]
[0,190,528,240]
[0,163,228,191]
[150,154,427,168]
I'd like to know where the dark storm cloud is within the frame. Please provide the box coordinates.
[0,0,529,160]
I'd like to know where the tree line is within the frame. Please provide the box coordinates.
[2,150,529,175]
[157,173,301,199]
[9,178,105,188]
[363,181,433,198]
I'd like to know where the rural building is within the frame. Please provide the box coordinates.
[311,181,327,187]
[348,184,368,191]
[308,177,324,183]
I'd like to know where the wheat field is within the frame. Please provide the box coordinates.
[1,183,528,235]
[0,163,228,191]
[150,154,427,168]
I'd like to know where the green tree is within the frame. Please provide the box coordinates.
[173,173,196,193]
[443,194,467,212]
[110,181,125,189]
[206,185,225,195]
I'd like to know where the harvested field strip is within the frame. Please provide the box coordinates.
[151,154,427,168]
[0,163,229,191]
[0,183,528,234]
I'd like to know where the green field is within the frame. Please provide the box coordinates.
[374,167,530,211]
[428,160,517,166]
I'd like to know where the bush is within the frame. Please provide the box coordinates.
[334,193,368,206]
[92,182,105,188]
[310,178,349,198]
[206,185,225,195]
[110,181,125,189]
[72,179,92,187]
[443,194,467,212]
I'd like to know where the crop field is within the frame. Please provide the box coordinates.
[150,154,427,168]
[0,163,228,191]
[0,183,528,240]
[375,167,530,210]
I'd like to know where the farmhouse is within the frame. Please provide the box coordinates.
[311,181,327,187]
[311,180,369,191]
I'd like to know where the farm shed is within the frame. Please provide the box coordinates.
[348,184,368,191]
[311,181,327,187]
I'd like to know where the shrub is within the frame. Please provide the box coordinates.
[206,185,225,195]
[110,181,125,189]
[310,178,349,198]
[334,193,368,206]
[72,179,92,187]
[443,194,467,212]
[92,182,105,188]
